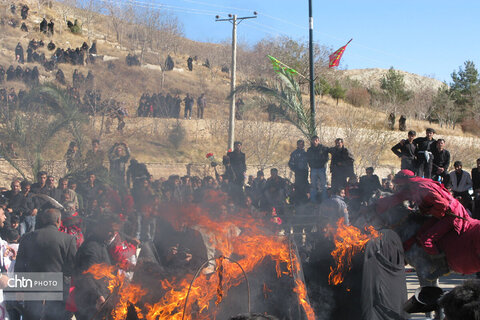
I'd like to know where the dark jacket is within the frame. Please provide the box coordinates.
[472,167,480,191]
[391,140,416,159]
[306,144,329,169]
[288,149,308,172]
[359,174,381,201]
[226,151,246,183]
[74,236,112,314]
[15,224,77,274]
[329,147,354,173]
[432,149,450,172]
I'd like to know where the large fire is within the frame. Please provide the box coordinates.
[326,218,380,286]
[86,190,316,320]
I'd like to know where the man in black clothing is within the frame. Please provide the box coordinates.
[74,215,119,320]
[413,128,436,179]
[432,139,450,185]
[15,42,24,64]
[391,130,416,171]
[358,167,381,202]
[226,141,247,188]
[31,171,48,194]
[183,93,194,119]
[288,139,309,204]
[472,158,480,219]
[329,138,354,190]
[21,5,29,19]
[16,209,77,320]
[40,18,48,33]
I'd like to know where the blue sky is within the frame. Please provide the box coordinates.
[145,0,479,83]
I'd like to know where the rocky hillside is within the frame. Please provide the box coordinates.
[341,68,445,92]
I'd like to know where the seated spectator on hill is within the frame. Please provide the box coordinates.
[0,65,5,84]
[126,53,140,66]
[47,40,55,51]
[89,40,97,54]
[20,22,28,32]
[358,167,381,202]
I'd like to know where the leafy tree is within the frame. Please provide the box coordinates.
[450,60,480,115]
[379,67,412,113]
[0,84,87,178]
[315,77,331,97]
[329,81,346,105]
[233,68,317,139]
[430,85,459,128]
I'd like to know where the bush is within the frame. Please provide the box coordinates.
[346,87,371,107]
[168,121,186,149]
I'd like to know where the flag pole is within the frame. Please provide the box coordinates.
[308,0,316,136]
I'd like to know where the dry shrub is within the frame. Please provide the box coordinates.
[460,119,480,136]
[346,87,370,107]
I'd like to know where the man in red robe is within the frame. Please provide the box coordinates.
[376,169,480,274]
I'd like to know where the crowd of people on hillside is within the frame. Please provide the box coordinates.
[137,92,207,119]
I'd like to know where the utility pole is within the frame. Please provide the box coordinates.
[308,0,316,134]
[216,12,257,151]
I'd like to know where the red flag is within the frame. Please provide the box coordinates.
[329,39,352,68]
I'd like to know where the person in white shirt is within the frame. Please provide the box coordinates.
[450,161,473,211]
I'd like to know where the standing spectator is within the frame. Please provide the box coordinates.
[329,138,354,190]
[108,142,130,189]
[413,128,436,178]
[79,172,101,214]
[126,158,150,189]
[432,139,451,185]
[31,171,48,194]
[251,170,266,208]
[20,180,38,234]
[306,135,329,203]
[64,141,82,173]
[15,42,24,64]
[472,159,480,219]
[450,161,473,210]
[261,168,287,214]
[187,57,193,71]
[197,93,206,119]
[21,4,29,19]
[47,20,54,36]
[358,167,381,202]
[183,94,194,119]
[391,130,417,171]
[288,139,309,204]
[84,139,106,175]
[40,18,47,33]
[226,141,247,187]
[15,209,77,320]
[74,215,119,320]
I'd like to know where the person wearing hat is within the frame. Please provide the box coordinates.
[374,170,479,272]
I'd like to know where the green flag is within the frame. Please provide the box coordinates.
[267,55,298,75]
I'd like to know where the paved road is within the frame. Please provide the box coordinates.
[406,268,475,319]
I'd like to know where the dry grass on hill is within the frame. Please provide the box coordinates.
[1,0,479,176]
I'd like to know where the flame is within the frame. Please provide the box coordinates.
[326,218,380,286]
[86,190,316,320]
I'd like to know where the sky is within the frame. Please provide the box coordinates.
[139,0,480,83]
